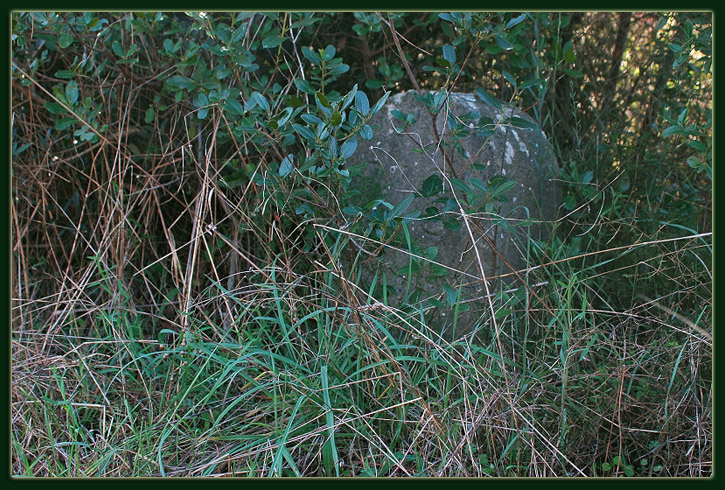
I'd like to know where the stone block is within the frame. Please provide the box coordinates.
[343,90,560,335]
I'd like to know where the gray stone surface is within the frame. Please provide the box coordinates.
[344,90,560,334]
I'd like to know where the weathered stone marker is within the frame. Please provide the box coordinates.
[344,90,560,335]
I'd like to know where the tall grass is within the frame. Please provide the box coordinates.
[11,115,712,475]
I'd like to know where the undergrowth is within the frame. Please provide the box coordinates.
[11,11,711,477]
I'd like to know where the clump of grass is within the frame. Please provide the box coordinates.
[11,169,712,476]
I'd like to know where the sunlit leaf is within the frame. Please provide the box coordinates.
[495,34,514,51]
[442,44,456,65]
[339,137,358,159]
[360,124,373,140]
[505,13,527,29]
[279,154,295,177]
[355,91,370,114]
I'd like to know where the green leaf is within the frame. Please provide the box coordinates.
[439,12,458,23]
[65,81,79,106]
[563,41,576,63]
[370,91,390,115]
[288,95,304,108]
[193,92,208,108]
[214,66,232,80]
[424,246,438,260]
[340,84,358,110]
[320,365,340,477]
[262,32,283,49]
[290,15,320,29]
[365,78,384,89]
[231,24,248,43]
[45,102,67,115]
[112,40,124,58]
[315,91,332,109]
[442,198,458,213]
[58,32,73,49]
[510,116,539,130]
[276,107,294,126]
[443,284,459,307]
[562,68,584,78]
[295,203,314,216]
[495,34,514,51]
[390,193,415,219]
[166,75,196,90]
[323,44,336,61]
[331,110,342,126]
[248,91,270,112]
[327,136,338,156]
[475,88,502,110]
[144,107,155,124]
[294,78,315,94]
[55,70,76,79]
[391,109,406,121]
[298,156,318,173]
[505,13,527,29]
[55,117,76,130]
[443,217,461,230]
[662,125,682,138]
[224,98,244,115]
[342,205,361,215]
[421,174,443,197]
[432,92,447,113]
[292,123,316,142]
[235,12,256,22]
[502,70,517,90]
[301,46,321,65]
[279,154,295,177]
[301,114,323,125]
[442,43,456,65]
[687,156,703,170]
[677,107,688,125]
[489,179,516,200]
[520,78,544,90]
[450,177,472,193]
[80,129,96,142]
[360,124,373,140]
[495,308,511,319]
[469,177,487,193]
[355,91,370,114]
[339,137,358,159]
[688,140,707,153]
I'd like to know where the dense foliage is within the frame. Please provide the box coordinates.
[11,12,711,477]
